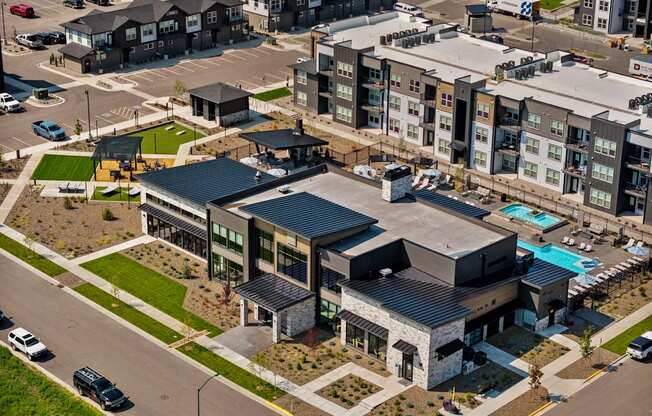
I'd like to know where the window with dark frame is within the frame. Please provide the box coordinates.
[255,228,274,263]
[277,243,308,284]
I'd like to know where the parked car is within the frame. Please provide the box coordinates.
[9,3,34,17]
[63,0,84,7]
[85,0,109,5]
[32,120,66,141]
[480,34,504,44]
[627,331,652,360]
[8,328,48,360]
[73,367,127,411]
[0,93,22,113]
[36,31,66,45]
[15,34,43,49]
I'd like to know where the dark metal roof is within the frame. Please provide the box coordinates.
[289,60,319,75]
[414,190,490,219]
[58,42,94,59]
[189,82,252,104]
[138,158,276,207]
[140,204,206,238]
[240,130,329,150]
[92,135,142,161]
[466,4,490,14]
[520,259,576,290]
[233,273,313,312]
[240,192,377,239]
[336,309,389,339]
[392,340,417,354]
[435,338,465,359]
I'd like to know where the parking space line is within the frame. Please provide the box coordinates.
[11,136,31,146]
[264,73,284,81]
[218,57,236,64]
[176,64,195,72]
[203,59,221,66]
[237,50,259,59]
[277,69,292,78]
[61,122,76,131]
[145,69,168,79]
[0,143,14,151]
[158,67,181,76]
[184,60,208,69]
[226,52,247,61]
[254,48,271,55]
[126,73,154,82]
[95,115,115,125]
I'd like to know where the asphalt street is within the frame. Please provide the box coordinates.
[545,358,652,416]
[0,255,278,416]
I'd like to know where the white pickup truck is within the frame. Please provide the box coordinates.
[626,331,652,360]
[8,327,48,360]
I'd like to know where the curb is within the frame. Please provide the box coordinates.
[585,352,628,383]
[0,340,110,415]
[528,400,554,416]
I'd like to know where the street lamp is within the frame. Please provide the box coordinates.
[84,89,92,140]
[197,373,219,416]
[1,1,7,46]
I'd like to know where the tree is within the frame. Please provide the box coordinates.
[63,196,73,210]
[181,317,194,340]
[73,119,83,136]
[579,325,595,367]
[102,207,114,221]
[454,166,465,193]
[173,80,187,97]
[23,233,36,255]
[528,364,543,395]
[182,258,192,279]
[110,283,121,308]
[221,284,232,306]
[0,152,6,171]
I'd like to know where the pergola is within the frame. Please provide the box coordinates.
[92,135,143,181]
[239,128,328,166]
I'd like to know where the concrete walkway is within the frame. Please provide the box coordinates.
[71,235,155,265]
[0,152,43,224]
[475,342,530,377]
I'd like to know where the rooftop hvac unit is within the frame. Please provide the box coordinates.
[415,36,421,45]
[629,99,638,110]
[528,65,535,76]
[508,60,515,67]
[515,70,523,80]
[380,35,387,45]
[647,107,652,118]
[401,38,408,48]
[393,32,399,39]
[526,56,534,63]
[520,57,528,65]
[412,28,419,34]
[422,34,429,43]
[647,93,652,100]
[495,64,504,74]
[387,33,393,41]
[546,61,553,72]
[379,268,393,278]
[635,97,642,106]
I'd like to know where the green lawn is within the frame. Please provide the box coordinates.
[178,343,282,401]
[133,123,206,154]
[252,87,292,102]
[31,155,95,181]
[74,283,182,344]
[81,253,221,337]
[603,314,652,355]
[92,187,141,203]
[0,233,66,277]
[540,0,563,9]
[0,346,102,416]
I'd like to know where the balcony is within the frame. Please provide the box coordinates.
[361,100,383,112]
[498,117,521,132]
[361,78,385,89]
[626,156,652,174]
[318,90,332,98]
[226,14,243,22]
[422,98,437,107]
[624,182,647,198]
[565,138,590,153]
[420,120,436,129]
[563,163,587,177]
[319,68,334,77]
[496,142,520,157]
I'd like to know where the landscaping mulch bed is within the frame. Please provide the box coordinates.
[275,395,331,416]
[0,156,29,179]
[56,141,95,152]
[0,183,11,205]
[556,348,619,380]
[370,361,523,415]
[54,272,86,288]
[561,316,603,343]
[316,374,381,409]
[489,387,549,416]
[252,328,390,385]
[8,186,141,258]
[594,273,652,320]
[488,326,570,368]
[123,242,241,331]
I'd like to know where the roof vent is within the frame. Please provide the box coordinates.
[379,268,393,278]
[255,171,262,181]
[278,184,291,194]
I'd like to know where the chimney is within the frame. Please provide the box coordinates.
[293,118,304,136]
[381,165,412,202]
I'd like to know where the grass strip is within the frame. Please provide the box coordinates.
[81,253,221,337]
[74,283,182,344]
[0,233,66,277]
[31,155,95,181]
[0,346,102,416]
[178,342,283,401]
[603,314,652,355]
[252,87,292,102]
[92,187,141,203]
[134,122,206,154]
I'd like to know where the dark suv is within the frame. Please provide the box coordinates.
[73,367,126,411]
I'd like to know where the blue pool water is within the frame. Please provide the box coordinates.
[517,240,593,274]
[500,204,562,229]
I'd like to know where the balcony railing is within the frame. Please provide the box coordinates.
[361,78,385,89]
[625,182,647,198]
[563,163,587,177]
[498,116,520,126]
[626,156,652,173]
[565,138,590,153]
[496,142,520,156]
[361,100,383,112]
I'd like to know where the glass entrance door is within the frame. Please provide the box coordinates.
[401,353,413,382]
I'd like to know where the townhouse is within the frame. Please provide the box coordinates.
[291,12,652,224]
[137,156,574,388]
[243,0,395,33]
[573,0,652,36]
[60,0,245,73]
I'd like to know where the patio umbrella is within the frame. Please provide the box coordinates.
[266,168,287,177]
[240,156,258,167]
[421,168,442,178]
[627,246,650,256]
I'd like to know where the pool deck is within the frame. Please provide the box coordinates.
[495,203,568,233]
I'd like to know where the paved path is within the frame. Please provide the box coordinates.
[0,152,43,224]
[0,254,280,416]
[71,235,156,265]
[475,341,530,376]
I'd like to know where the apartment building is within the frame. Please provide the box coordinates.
[244,0,395,32]
[573,0,631,34]
[60,0,245,73]
[138,156,574,388]
[292,12,652,224]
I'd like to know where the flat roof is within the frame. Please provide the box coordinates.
[229,171,507,258]
[240,129,329,150]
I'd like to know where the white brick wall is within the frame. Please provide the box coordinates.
[284,297,316,336]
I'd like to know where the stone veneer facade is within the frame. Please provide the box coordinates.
[341,287,465,389]
[219,109,250,127]
[284,297,316,337]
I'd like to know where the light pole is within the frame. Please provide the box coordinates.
[1,1,7,46]
[84,90,92,140]
[197,374,218,416]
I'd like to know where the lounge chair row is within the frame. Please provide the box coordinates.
[568,257,646,298]
[561,236,593,252]
[411,174,453,191]
[622,238,645,250]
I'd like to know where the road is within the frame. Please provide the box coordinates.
[545,358,652,416]
[0,255,278,416]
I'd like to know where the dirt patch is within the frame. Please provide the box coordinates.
[316,374,382,409]
[123,242,241,331]
[556,348,619,379]
[561,316,604,343]
[56,141,95,152]
[594,274,652,320]
[0,156,29,179]
[488,326,570,368]
[274,395,330,416]
[252,328,390,385]
[53,272,86,288]
[7,186,141,258]
[489,387,549,416]
[0,183,11,205]
[370,361,523,415]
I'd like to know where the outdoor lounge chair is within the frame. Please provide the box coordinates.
[101,184,119,196]
[623,238,635,250]
[128,188,140,197]
[584,244,593,253]
[567,239,575,246]
[578,242,586,251]
[636,241,645,248]
[416,178,430,190]
[426,183,438,191]
[412,175,422,187]
[561,236,570,245]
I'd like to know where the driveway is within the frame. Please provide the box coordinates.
[0,255,279,416]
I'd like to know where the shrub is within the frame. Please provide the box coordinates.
[426,400,435,407]
[63,196,74,210]
[296,362,302,371]
[102,208,114,221]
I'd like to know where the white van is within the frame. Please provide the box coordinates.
[394,2,424,16]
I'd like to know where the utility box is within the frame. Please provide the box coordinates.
[32,88,49,100]
[465,4,493,33]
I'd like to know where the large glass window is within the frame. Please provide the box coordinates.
[277,243,308,284]
[591,163,614,184]
[126,27,137,41]
[594,137,616,157]
[159,20,176,34]
[255,228,274,263]
[321,266,345,292]
[212,253,243,286]
[525,136,539,154]
[475,126,488,143]
[296,91,307,106]
[476,103,490,118]
[438,138,451,155]
[388,96,401,111]
[523,161,538,178]
[336,105,352,123]
[439,115,452,131]
[336,84,352,101]
[407,124,419,140]
[550,120,565,136]
[545,168,560,186]
[440,92,452,107]
[346,323,365,350]
[590,188,611,208]
[474,150,487,167]
[336,62,353,78]
[368,333,387,361]
[146,214,206,258]
[296,70,307,85]
[408,101,419,116]
[527,113,541,129]
[211,223,243,255]
[548,143,562,161]
[390,73,401,87]
[320,299,340,330]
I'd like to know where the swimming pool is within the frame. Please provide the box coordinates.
[517,240,594,274]
[500,204,563,230]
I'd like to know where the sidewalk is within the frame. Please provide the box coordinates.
[0,152,43,224]
[71,235,155,265]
